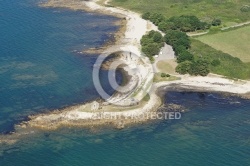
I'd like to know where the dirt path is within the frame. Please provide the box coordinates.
[221,21,250,30]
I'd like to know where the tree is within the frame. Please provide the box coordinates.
[176,61,192,74]
[141,35,153,46]
[174,45,187,56]
[177,50,194,63]
[149,13,165,26]
[142,43,161,57]
[142,12,151,20]
[174,37,191,49]
[158,21,176,32]
[145,13,209,32]
[141,31,163,58]
[189,59,210,76]
[167,15,209,32]
[153,31,163,43]
[164,30,191,49]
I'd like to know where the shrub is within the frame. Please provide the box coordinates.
[177,50,194,63]
[176,61,192,74]
[142,12,151,19]
[211,59,221,66]
[149,13,165,26]
[189,59,210,76]
[161,73,171,77]
[161,73,166,77]
[212,18,222,26]
[240,5,250,12]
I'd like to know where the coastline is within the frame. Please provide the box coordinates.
[81,18,127,55]
[14,76,250,131]
[40,0,126,55]
[1,0,250,144]
[2,77,250,145]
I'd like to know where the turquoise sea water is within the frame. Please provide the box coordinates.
[0,0,120,133]
[0,0,250,165]
[1,92,250,166]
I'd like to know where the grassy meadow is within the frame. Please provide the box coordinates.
[153,73,180,82]
[189,39,250,80]
[109,0,250,79]
[196,25,250,62]
[156,60,177,74]
[110,0,250,25]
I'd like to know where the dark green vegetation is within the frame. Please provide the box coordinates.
[140,30,164,60]
[189,39,250,79]
[241,5,250,12]
[161,73,170,78]
[124,0,250,79]
[142,13,210,32]
[211,18,222,26]
[141,11,250,78]
[140,30,210,76]
[111,0,250,26]
[176,58,210,76]
[153,73,180,82]
[142,13,210,76]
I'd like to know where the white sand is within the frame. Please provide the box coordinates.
[82,0,159,56]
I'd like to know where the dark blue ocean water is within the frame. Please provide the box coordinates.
[0,0,250,166]
[0,0,120,133]
[1,92,250,166]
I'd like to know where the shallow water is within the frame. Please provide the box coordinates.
[0,0,250,165]
[0,0,120,133]
[1,92,250,166]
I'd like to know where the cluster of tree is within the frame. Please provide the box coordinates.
[142,12,210,32]
[142,12,165,26]
[140,30,164,59]
[164,30,190,50]
[162,15,210,32]
[141,13,213,76]
[164,30,193,62]
[164,30,210,76]
[176,58,210,76]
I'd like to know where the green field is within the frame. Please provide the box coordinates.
[111,0,250,25]
[189,39,250,80]
[196,25,250,62]
[110,0,250,79]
